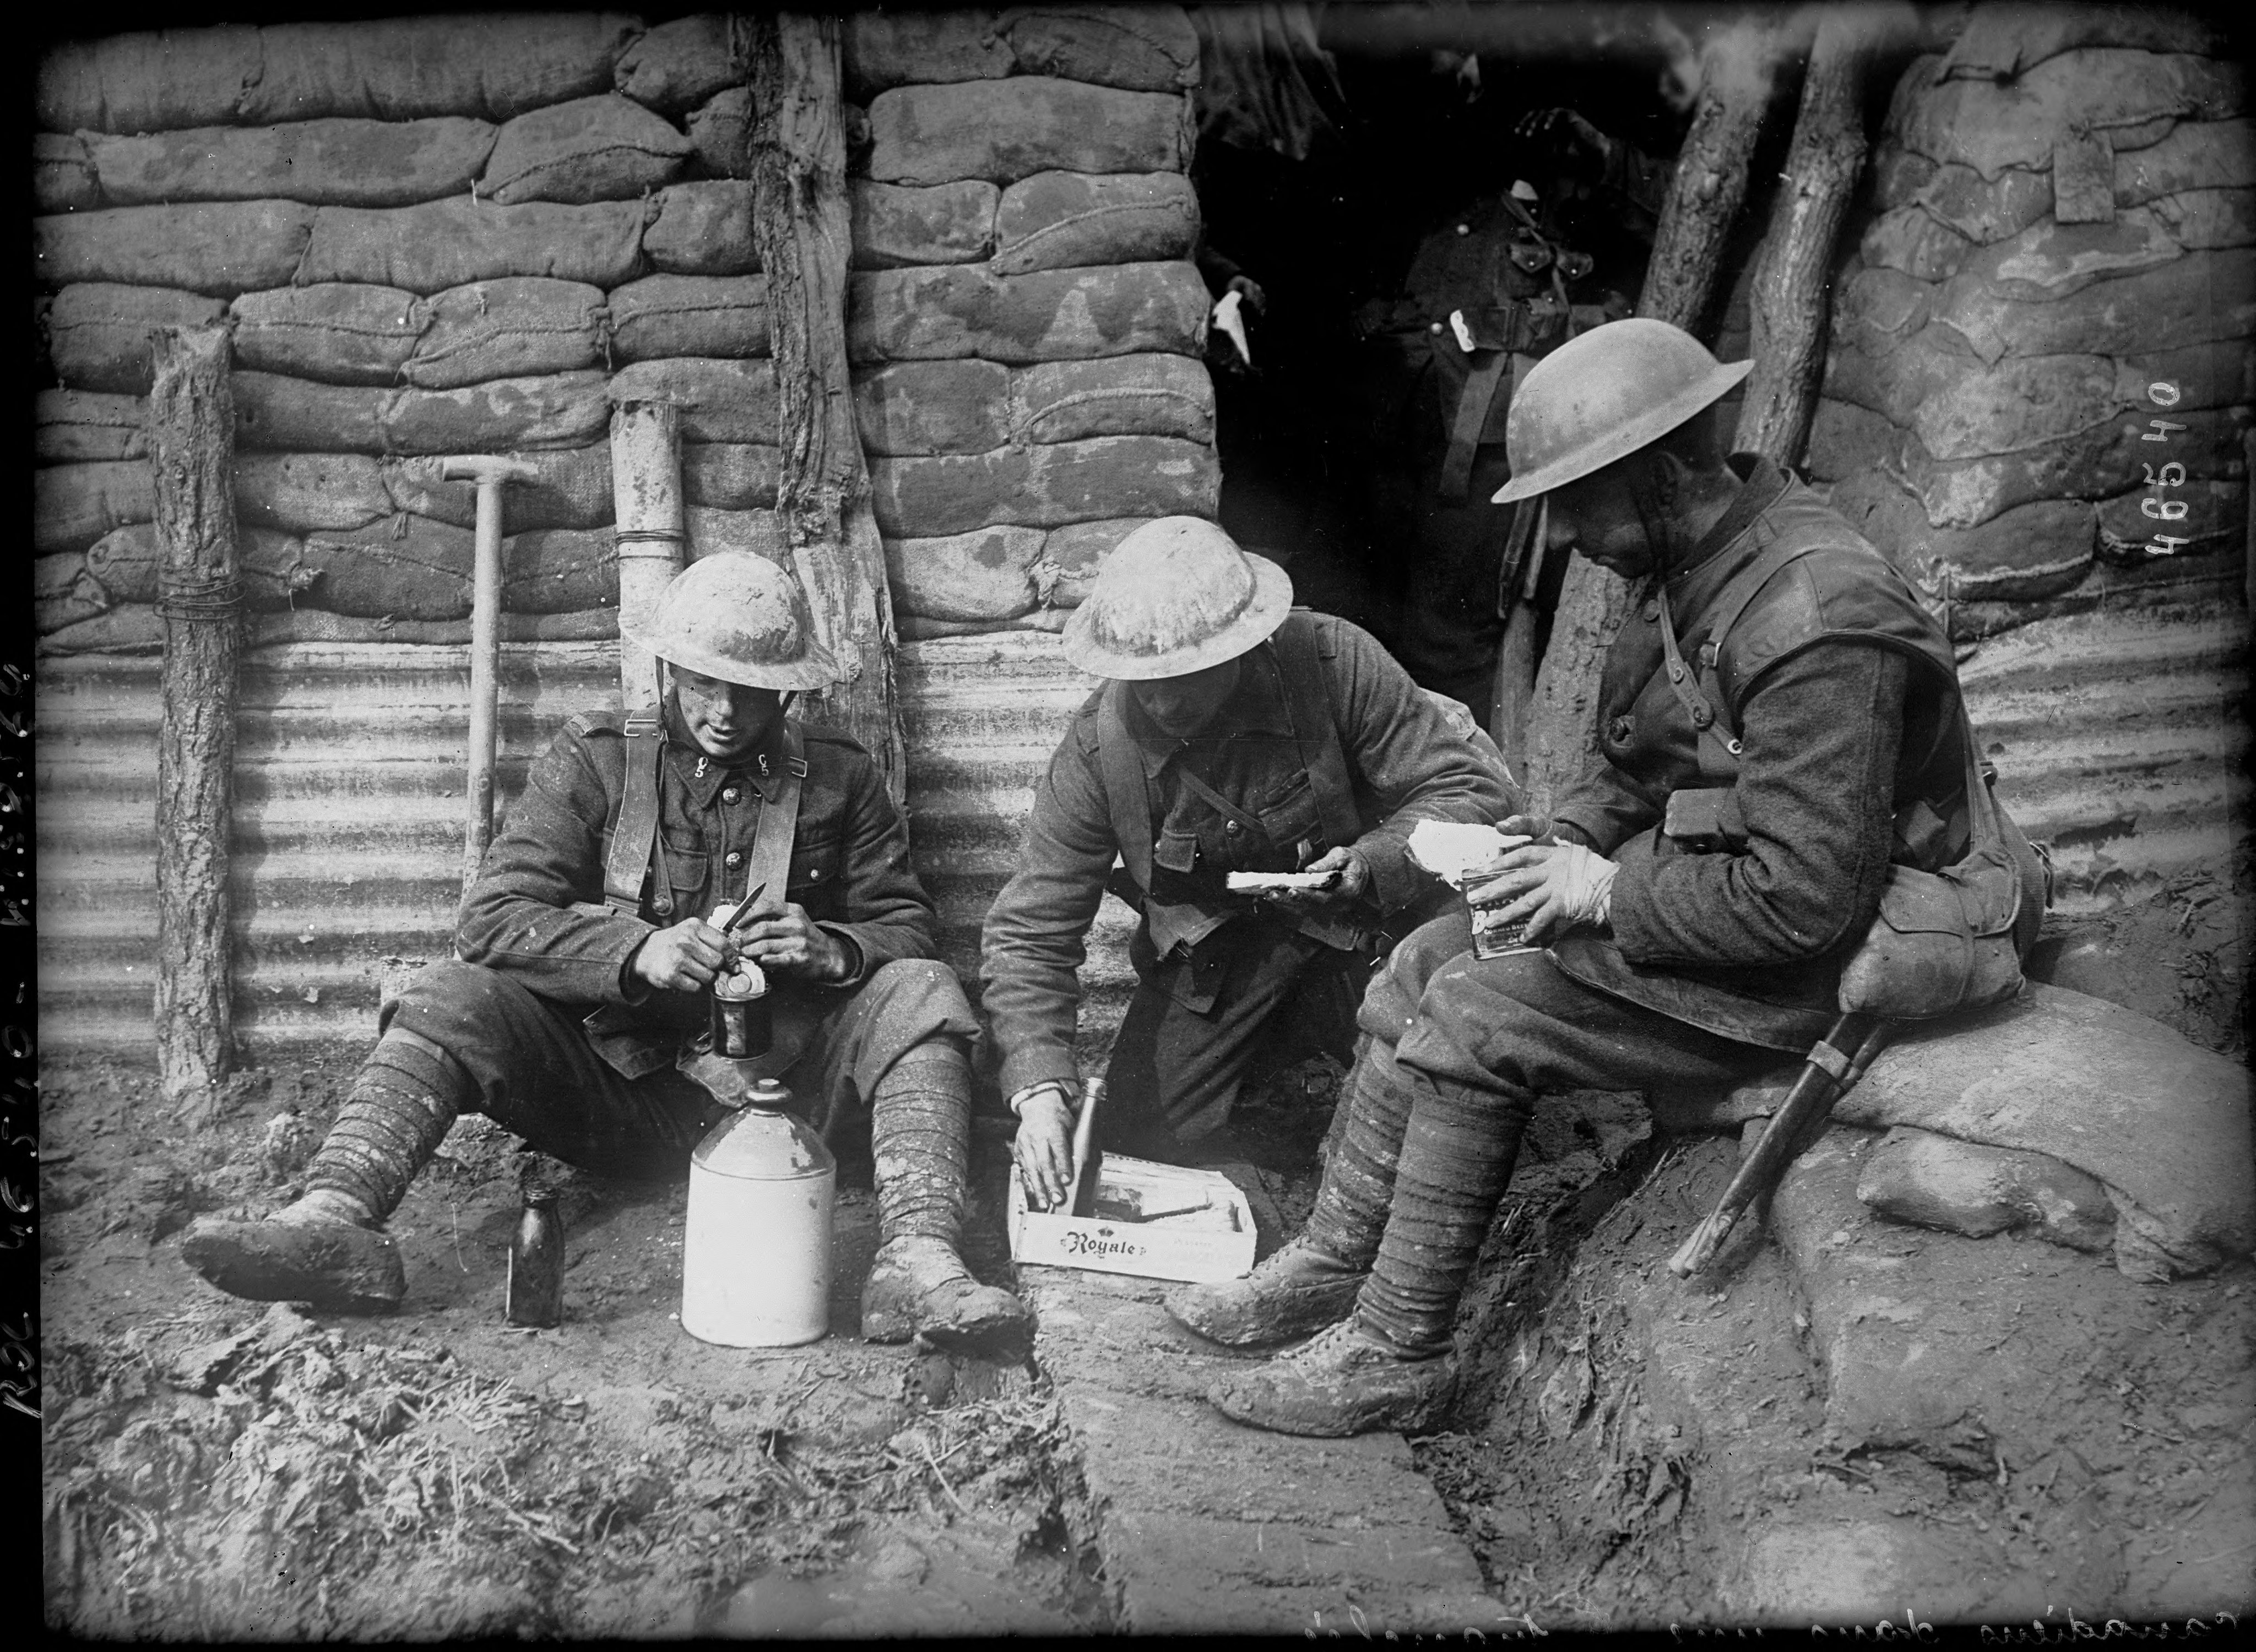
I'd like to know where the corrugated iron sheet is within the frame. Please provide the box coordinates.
[37,633,1134,1058]
[38,642,621,1056]
[1957,600,2250,915]
[41,601,2243,1057]
[896,632,1138,1059]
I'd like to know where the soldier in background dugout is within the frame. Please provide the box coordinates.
[983,518,1517,1203]
[183,556,1024,1349]
[1352,106,1669,731]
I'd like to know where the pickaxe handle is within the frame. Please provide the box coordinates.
[1666,1013,1892,1279]
[1066,1077,1105,1219]
[442,455,539,893]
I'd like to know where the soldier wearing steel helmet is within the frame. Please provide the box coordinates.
[185,554,1026,1347]
[1178,319,1975,1437]
[980,518,1517,1202]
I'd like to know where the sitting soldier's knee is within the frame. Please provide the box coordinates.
[1357,913,1474,1044]
[863,958,977,1022]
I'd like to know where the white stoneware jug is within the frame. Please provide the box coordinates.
[681,1078,835,1346]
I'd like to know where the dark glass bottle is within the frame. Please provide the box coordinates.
[505,1191,565,1328]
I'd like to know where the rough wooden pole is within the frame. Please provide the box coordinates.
[611,400,686,708]
[1519,18,1787,813]
[1734,9,1877,466]
[747,11,909,802]
[148,324,242,1113]
[1639,16,1787,335]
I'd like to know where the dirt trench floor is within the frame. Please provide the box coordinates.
[37,896,2254,1636]
[39,1047,1111,1640]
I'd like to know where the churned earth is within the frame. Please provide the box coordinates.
[37,896,2255,1635]
[39,1047,1102,1640]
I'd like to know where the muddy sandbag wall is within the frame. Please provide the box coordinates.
[1811,9,2251,634]
[32,7,1218,652]
[33,8,1210,1056]
[1807,6,2254,915]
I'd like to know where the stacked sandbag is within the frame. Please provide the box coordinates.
[34,15,691,648]
[1811,9,2254,639]
[829,7,1214,638]
[35,8,1219,651]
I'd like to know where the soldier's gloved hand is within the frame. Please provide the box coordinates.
[632,916,731,993]
[1009,1084,1078,1211]
[1465,841,1618,944]
[734,903,854,983]
[1265,845,1369,912]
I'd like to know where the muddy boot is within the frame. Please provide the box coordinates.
[1207,1069,1531,1437]
[1206,1318,1458,1437]
[1168,1236,1367,1347]
[861,1042,1029,1347]
[182,1029,465,1314]
[1165,1048,1417,1346]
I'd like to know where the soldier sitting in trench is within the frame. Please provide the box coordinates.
[185,555,1026,1347]
[1170,320,1984,1434]
[981,516,1517,1198]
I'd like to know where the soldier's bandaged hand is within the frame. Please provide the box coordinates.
[1465,842,1617,942]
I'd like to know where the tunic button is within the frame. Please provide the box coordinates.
[725,851,742,867]
[1607,715,1634,745]
[1456,222,1471,236]
[1429,321,1445,335]
[723,787,740,804]
[1224,820,1241,834]
[1641,600,1661,622]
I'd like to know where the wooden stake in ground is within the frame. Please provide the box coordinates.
[1734,9,1877,466]
[747,10,908,803]
[148,324,242,1112]
[1518,17,1787,813]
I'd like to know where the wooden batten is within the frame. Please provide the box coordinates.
[747,12,909,802]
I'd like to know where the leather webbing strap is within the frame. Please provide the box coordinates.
[735,725,806,916]
[602,715,807,920]
[603,709,665,914]
[1438,346,1516,503]
[1653,535,1826,784]
[1267,622,1366,868]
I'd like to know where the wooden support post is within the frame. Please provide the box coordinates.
[1518,18,1787,813]
[1639,17,1787,334]
[747,11,909,803]
[148,324,242,1113]
[1734,9,1877,466]
[611,400,686,709]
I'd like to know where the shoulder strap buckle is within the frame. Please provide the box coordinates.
[603,713,667,915]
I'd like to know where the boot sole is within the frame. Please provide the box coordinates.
[182,1220,406,1316]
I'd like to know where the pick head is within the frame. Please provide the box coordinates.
[440,454,543,487]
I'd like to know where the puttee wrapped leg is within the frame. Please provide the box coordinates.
[860,1040,1029,1347]
[1164,1038,1416,1346]
[1207,1072,1528,1436]
[182,1029,468,1314]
